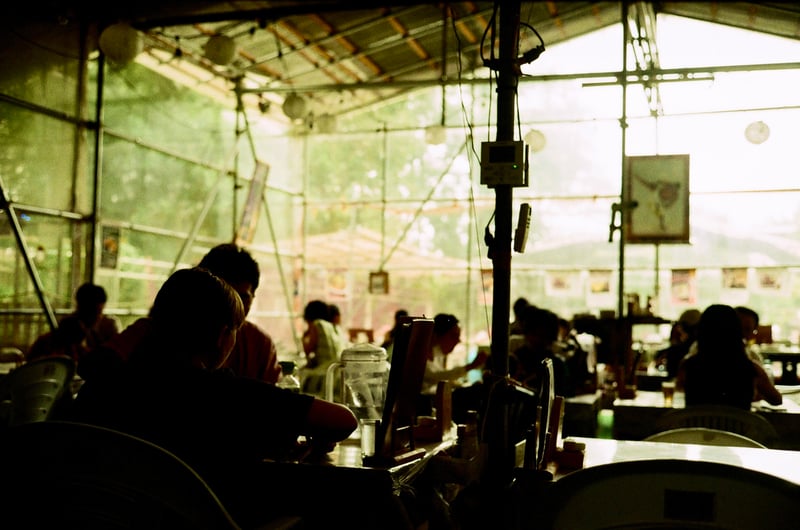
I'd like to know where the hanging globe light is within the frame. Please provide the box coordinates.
[98,23,143,65]
[204,34,237,66]
[425,124,446,145]
[316,113,337,133]
[282,93,307,120]
[744,120,770,145]
[524,129,547,153]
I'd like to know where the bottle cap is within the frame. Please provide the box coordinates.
[279,361,296,374]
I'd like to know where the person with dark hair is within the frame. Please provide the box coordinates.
[421,313,488,395]
[735,305,764,364]
[66,282,120,351]
[26,316,88,364]
[326,303,349,347]
[198,243,281,383]
[300,299,344,395]
[509,297,531,336]
[71,267,358,527]
[676,304,781,409]
[510,305,572,397]
[381,308,409,362]
[30,282,119,367]
[654,308,702,378]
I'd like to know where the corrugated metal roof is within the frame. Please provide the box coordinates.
[85,2,800,118]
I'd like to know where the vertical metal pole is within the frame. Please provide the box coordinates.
[233,79,244,240]
[489,0,519,380]
[617,1,630,319]
[81,19,97,287]
[484,0,520,491]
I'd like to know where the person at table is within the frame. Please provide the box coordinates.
[421,313,488,395]
[654,308,701,378]
[70,267,358,528]
[27,315,89,364]
[300,299,345,396]
[510,305,573,397]
[63,282,121,351]
[676,304,781,409]
[380,308,408,362]
[508,297,533,361]
[735,305,765,364]
[326,302,352,349]
[34,283,120,367]
[79,245,283,385]
[417,313,488,421]
[198,243,281,383]
[554,316,593,394]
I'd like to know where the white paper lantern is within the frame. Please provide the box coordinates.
[282,93,307,120]
[425,124,446,145]
[524,129,547,152]
[98,23,142,65]
[744,120,770,145]
[204,35,237,66]
[316,113,337,133]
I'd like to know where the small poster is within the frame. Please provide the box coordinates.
[756,267,787,293]
[722,267,748,289]
[671,268,696,305]
[100,225,120,269]
[545,270,581,297]
[589,269,612,294]
[587,269,614,311]
[236,161,270,244]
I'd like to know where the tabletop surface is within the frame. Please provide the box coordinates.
[564,436,800,485]
[614,389,800,412]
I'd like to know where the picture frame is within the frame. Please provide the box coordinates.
[369,271,389,294]
[100,225,120,269]
[624,154,690,244]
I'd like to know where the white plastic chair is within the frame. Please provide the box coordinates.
[535,459,800,530]
[644,427,767,448]
[653,404,779,447]
[6,355,74,426]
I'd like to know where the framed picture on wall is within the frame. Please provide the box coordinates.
[624,154,690,244]
[369,271,389,294]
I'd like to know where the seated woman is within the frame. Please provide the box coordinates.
[299,299,344,396]
[70,267,357,527]
[676,304,781,409]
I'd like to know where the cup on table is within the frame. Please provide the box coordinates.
[360,418,379,458]
[661,381,676,407]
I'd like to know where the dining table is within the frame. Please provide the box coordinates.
[613,387,800,450]
[552,435,800,485]
[764,347,800,385]
[247,432,459,530]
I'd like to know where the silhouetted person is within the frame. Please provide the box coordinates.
[71,268,357,527]
[198,244,281,383]
[654,309,701,378]
[677,304,781,409]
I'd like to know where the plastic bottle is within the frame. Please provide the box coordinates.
[277,361,301,393]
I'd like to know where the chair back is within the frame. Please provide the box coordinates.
[653,404,779,447]
[7,355,74,426]
[536,459,800,530]
[0,347,25,372]
[536,357,555,468]
[0,420,242,529]
[645,427,767,448]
